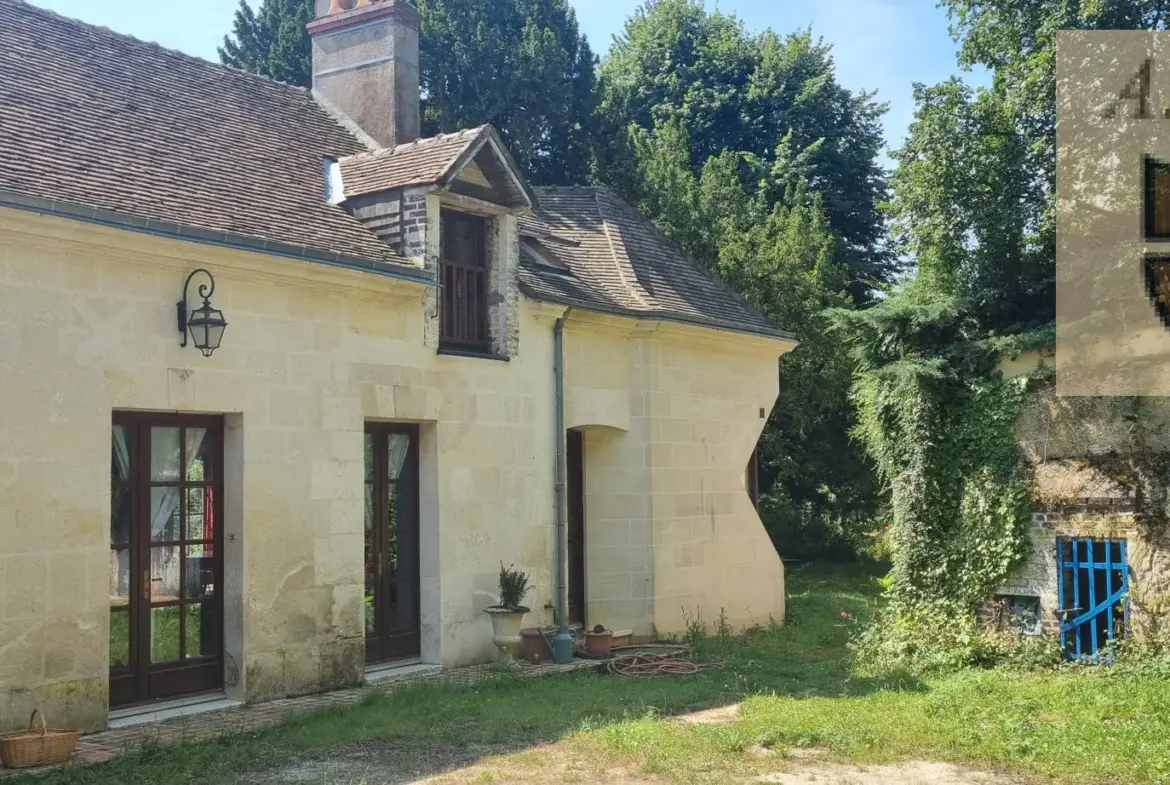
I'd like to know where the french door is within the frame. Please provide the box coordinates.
[364,423,421,663]
[109,413,224,708]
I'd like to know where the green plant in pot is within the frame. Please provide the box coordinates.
[484,563,531,664]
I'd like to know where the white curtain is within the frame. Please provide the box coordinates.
[387,434,410,480]
[148,428,211,600]
[110,427,132,599]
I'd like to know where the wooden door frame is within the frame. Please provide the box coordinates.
[110,411,225,709]
[364,422,422,664]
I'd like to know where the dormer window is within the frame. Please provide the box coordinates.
[439,209,490,353]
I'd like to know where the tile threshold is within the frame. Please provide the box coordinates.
[108,695,243,729]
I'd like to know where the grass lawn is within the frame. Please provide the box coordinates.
[18,564,1170,784]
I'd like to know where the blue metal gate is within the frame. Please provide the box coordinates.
[1056,537,1128,659]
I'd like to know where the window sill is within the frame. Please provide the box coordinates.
[438,346,510,362]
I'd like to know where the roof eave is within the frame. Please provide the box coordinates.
[0,188,436,286]
[518,280,799,344]
[438,126,536,213]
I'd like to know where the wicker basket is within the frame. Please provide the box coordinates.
[0,710,80,769]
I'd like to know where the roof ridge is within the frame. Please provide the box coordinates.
[340,125,489,163]
[8,0,317,98]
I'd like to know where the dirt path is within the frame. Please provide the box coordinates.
[243,715,1027,785]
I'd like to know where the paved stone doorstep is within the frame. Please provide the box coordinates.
[0,659,600,777]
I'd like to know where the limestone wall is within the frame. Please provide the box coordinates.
[565,313,790,638]
[0,207,557,731]
[0,208,792,731]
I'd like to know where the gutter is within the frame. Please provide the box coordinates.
[0,189,437,287]
[552,308,574,664]
[519,281,800,344]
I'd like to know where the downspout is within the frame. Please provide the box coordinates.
[552,308,574,664]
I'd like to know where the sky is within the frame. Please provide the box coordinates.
[28,0,991,168]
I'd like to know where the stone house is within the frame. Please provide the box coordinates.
[988,352,1170,656]
[0,0,795,731]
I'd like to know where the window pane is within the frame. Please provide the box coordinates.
[387,487,398,573]
[185,487,212,541]
[150,546,181,601]
[109,609,130,668]
[185,603,220,659]
[111,426,131,482]
[442,211,484,265]
[150,427,181,481]
[111,485,132,545]
[185,428,214,482]
[364,433,374,483]
[387,434,410,481]
[151,606,181,663]
[149,487,181,541]
[365,483,376,636]
[185,544,216,600]
[109,549,130,607]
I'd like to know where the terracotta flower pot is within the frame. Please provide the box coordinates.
[520,628,547,664]
[484,606,529,663]
[585,629,613,655]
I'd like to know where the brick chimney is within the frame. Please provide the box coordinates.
[308,0,421,149]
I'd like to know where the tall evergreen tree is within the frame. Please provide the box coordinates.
[620,117,881,559]
[219,0,314,87]
[417,0,599,185]
[220,0,599,186]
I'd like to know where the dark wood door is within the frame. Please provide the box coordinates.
[364,423,421,663]
[109,413,224,709]
[567,429,586,626]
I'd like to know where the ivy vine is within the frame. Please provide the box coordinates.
[834,297,1040,671]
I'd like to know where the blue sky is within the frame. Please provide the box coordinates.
[30,0,989,167]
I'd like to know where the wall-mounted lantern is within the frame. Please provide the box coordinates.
[177,269,227,357]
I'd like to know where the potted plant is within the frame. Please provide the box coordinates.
[484,563,531,664]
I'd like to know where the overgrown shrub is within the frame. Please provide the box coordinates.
[833,295,1044,672]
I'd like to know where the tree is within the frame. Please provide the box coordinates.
[597,0,892,297]
[417,0,599,185]
[887,80,1050,330]
[618,118,881,559]
[220,0,600,186]
[219,0,314,87]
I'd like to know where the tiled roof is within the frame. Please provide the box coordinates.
[1,1,787,338]
[339,127,486,196]
[520,187,792,339]
[0,0,413,271]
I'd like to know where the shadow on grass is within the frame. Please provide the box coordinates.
[18,561,916,785]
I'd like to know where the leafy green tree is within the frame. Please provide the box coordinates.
[219,0,314,87]
[597,0,891,295]
[887,80,1049,330]
[418,0,599,185]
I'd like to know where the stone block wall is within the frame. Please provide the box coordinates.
[0,208,554,730]
[565,314,792,638]
[0,206,789,731]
